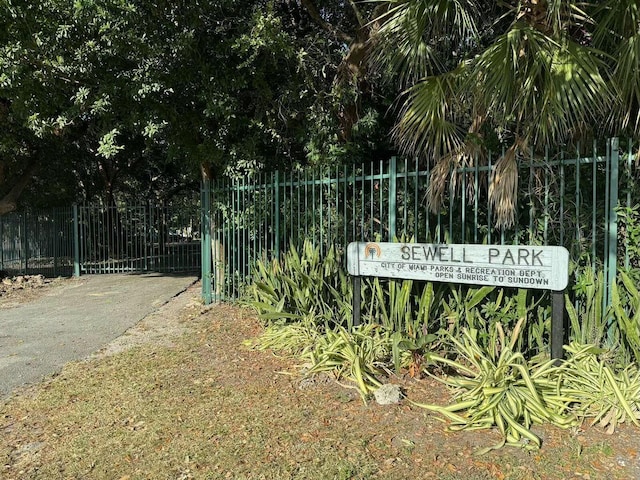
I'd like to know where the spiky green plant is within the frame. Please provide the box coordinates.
[391,330,438,377]
[247,240,350,327]
[439,285,540,356]
[302,324,391,401]
[368,278,441,339]
[611,270,640,362]
[416,322,577,451]
[560,343,640,434]
[246,316,321,356]
[566,266,607,348]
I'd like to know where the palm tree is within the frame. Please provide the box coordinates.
[591,0,640,135]
[371,0,636,228]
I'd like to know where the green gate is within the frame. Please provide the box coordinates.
[0,208,75,277]
[0,201,201,277]
[77,202,201,275]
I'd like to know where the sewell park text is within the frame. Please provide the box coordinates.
[346,242,569,291]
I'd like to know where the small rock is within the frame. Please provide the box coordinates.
[2,278,12,286]
[12,441,44,460]
[298,377,317,390]
[298,373,332,390]
[374,384,403,405]
[15,276,24,284]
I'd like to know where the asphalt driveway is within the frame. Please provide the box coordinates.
[0,273,197,399]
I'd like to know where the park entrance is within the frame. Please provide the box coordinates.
[0,200,201,277]
[77,203,201,275]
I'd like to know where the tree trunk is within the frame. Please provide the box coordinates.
[0,161,39,215]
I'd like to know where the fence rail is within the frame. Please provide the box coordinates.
[202,138,638,310]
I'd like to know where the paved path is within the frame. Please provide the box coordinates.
[0,274,197,399]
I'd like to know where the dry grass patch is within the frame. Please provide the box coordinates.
[1,303,638,479]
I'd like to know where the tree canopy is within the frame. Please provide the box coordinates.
[0,0,394,210]
[0,0,638,222]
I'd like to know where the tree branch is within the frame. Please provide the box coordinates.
[348,0,366,28]
[0,161,39,215]
[300,0,354,43]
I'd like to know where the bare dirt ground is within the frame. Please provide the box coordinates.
[0,275,71,309]
[1,283,640,479]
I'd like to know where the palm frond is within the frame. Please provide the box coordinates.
[611,34,640,135]
[534,39,611,143]
[489,143,519,229]
[392,64,469,158]
[543,0,591,35]
[426,138,484,215]
[591,0,640,49]
[370,0,480,85]
[426,154,455,215]
[589,0,640,136]
[471,24,610,145]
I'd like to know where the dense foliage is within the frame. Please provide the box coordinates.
[371,0,640,226]
[246,241,640,450]
[0,0,395,209]
[4,0,637,220]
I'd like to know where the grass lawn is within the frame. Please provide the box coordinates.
[1,296,639,479]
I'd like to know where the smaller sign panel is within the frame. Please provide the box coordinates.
[347,242,569,291]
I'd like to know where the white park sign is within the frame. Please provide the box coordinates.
[347,242,570,291]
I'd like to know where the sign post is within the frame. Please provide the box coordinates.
[347,242,570,359]
[353,276,361,327]
[551,292,566,361]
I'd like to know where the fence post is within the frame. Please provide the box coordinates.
[201,178,213,305]
[388,157,397,241]
[605,137,619,340]
[0,216,3,271]
[22,212,28,274]
[73,205,80,277]
[53,210,58,277]
[551,290,566,362]
[274,170,281,258]
[144,203,150,271]
[352,276,361,327]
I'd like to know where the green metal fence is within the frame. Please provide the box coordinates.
[0,208,75,277]
[202,138,638,306]
[78,203,201,274]
[0,201,201,277]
